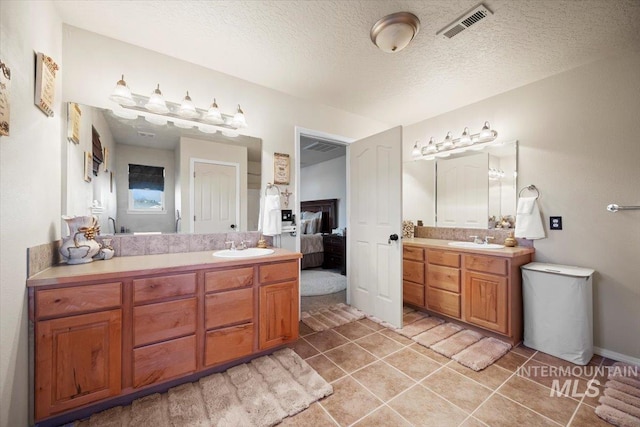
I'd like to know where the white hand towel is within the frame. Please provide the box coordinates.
[514,197,546,240]
[261,194,282,236]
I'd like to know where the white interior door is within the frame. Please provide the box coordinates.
[348,126,403,328]
[193,161,239,233]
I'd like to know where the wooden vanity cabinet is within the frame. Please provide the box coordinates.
[463,254,510,334]
[402,246,426,307]
[426,249,461,319]
[259,260,299,350]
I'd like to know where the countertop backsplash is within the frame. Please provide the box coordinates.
[413,226,533,248]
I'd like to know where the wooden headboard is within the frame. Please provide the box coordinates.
[300,199,337,234]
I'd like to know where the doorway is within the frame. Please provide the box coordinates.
[295,127,353,313]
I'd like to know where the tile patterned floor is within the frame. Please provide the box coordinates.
[287,320,614,427]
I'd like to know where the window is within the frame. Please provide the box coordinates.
[128,164,165,213]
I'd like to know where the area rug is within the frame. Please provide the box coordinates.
[75,348,333,427]
[300,269,346,296]
[301,303,366,331]
[596,362,640,427]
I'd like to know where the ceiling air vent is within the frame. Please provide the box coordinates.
[137,131,155,138]
[303,141,338,153]
[437,3,493,39]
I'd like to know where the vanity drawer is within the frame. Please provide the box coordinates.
[403,260,425,284]
[36,282,121,318]
[205,267,254,293]
[464,255,507,275]
[403,281,425,307]
[403,246,424,261]
[133,298,197,347]
[205,323,254,366]
[427,265,460,293]
[133,335,196,388]
[259,261,298,284]
[205,288,253,329]
[427,288,461,319]
[427,250,460,268]
[133,273,196,304]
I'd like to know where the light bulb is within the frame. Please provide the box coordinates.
[411,141,421,157]
[479,121,494,140]
[178,91,199,119]
[204,98,224,124]
[144,84,169,114]
[230,104,248,129]
[442,132,454,149]
[458,127,472,146]
[425,137,437,153]
[108,75,136,106]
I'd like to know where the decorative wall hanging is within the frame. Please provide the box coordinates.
[274,152,290,185]
[67,102,81,144]
[84,151,92,183]
[0,60,10,136]
[103,147,109,172]
[34,52,58,117]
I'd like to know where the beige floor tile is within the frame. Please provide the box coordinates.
[332,321,376,341]
[403,306,415,314]
[493,350,529,372]
[520,359,590,396]
[459,416,490,427]
[533,351,593,379]
[588,354,604,366]
[384,347,442,381]
[352,361,415,401]
[357,318,385,331]
[388,384,469,427]
[447,361,513,390]
[379,328,415,346]
[497,374,579,425]
[280,402,338,426]
[355,332,404,358]
[512,343,537,358]
[408,342,450,364]
[304,330,350,352]
[602,357,618,366]
[352,405,411,427]
[568,403,612,426]
[474,394,559,427]
[422,367,492,413]
[299,321,315,337]
[324,342,378,373]
[580,382,605,408]
[403,310,427,324]
[320,377,382,426]
[290,338,320,359]
[305,354,347,383]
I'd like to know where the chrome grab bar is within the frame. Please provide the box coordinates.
[607,204,640,213]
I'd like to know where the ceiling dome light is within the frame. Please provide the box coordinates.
[178,91,199,118]
[144,84,169,114]
[370,12,420,53]
[109,75,136,106]
[204,98,224,124]
[230,104,248,129]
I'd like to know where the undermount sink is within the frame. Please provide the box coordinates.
[448,241,505,249]
[213,248,275,258]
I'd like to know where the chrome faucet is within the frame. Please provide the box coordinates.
[484,236,495,245]
[225,240,237,250]
[238,240,251,250]
[469,235,483,244]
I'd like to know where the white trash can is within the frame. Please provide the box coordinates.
[521,262,595,365]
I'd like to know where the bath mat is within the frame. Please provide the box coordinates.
[396,316,444,338]
[301,303,366,332]
[452,337,512,371]
[413,323,463,347]
[430,329,484,358]
[596,362,640,427]
[75,348,332,427]
[300,269,347,297]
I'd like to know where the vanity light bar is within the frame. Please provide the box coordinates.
[417,122,498,160]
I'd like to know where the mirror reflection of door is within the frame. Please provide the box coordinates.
[193,161,239,233]
[349,126,403,328]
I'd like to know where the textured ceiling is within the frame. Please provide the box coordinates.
[53,0,640,126]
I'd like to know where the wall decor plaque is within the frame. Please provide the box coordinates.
[67,102,81,144]
[274,152,290,185]
[0,60,10,136]
[34,52,58,117]
[84,151,92,183]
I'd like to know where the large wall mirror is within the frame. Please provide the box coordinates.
[63,103,262,235]
[403,140,517,229]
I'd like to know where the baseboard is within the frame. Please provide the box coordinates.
[594,346,640,366]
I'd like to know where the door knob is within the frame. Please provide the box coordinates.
[230,224,236,229]
[388,234,399,244]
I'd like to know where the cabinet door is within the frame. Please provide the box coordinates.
[35,309,121,420]
[259,281,298,349]
[464,272,508,334]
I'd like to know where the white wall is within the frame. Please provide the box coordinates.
[0,2,63,426]
[116,144,176,233]
[403,52,640,360]
[300,156,347,229]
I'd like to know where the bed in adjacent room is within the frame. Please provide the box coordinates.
[299,199,337,270]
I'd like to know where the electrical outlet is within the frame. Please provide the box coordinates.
[550,216,563,230]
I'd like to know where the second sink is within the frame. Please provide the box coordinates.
[213,248,275,258]
[448,241,505,249]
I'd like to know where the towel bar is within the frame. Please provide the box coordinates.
[606,204,640,212]
[518,184,540,199]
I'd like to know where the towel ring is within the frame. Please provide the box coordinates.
[518,184,540,199]
[265,183,280,196]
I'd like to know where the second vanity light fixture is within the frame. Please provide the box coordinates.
[108,75,248,137]
[412,121,498,160]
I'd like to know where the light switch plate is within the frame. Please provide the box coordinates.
[550,216,563,230]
